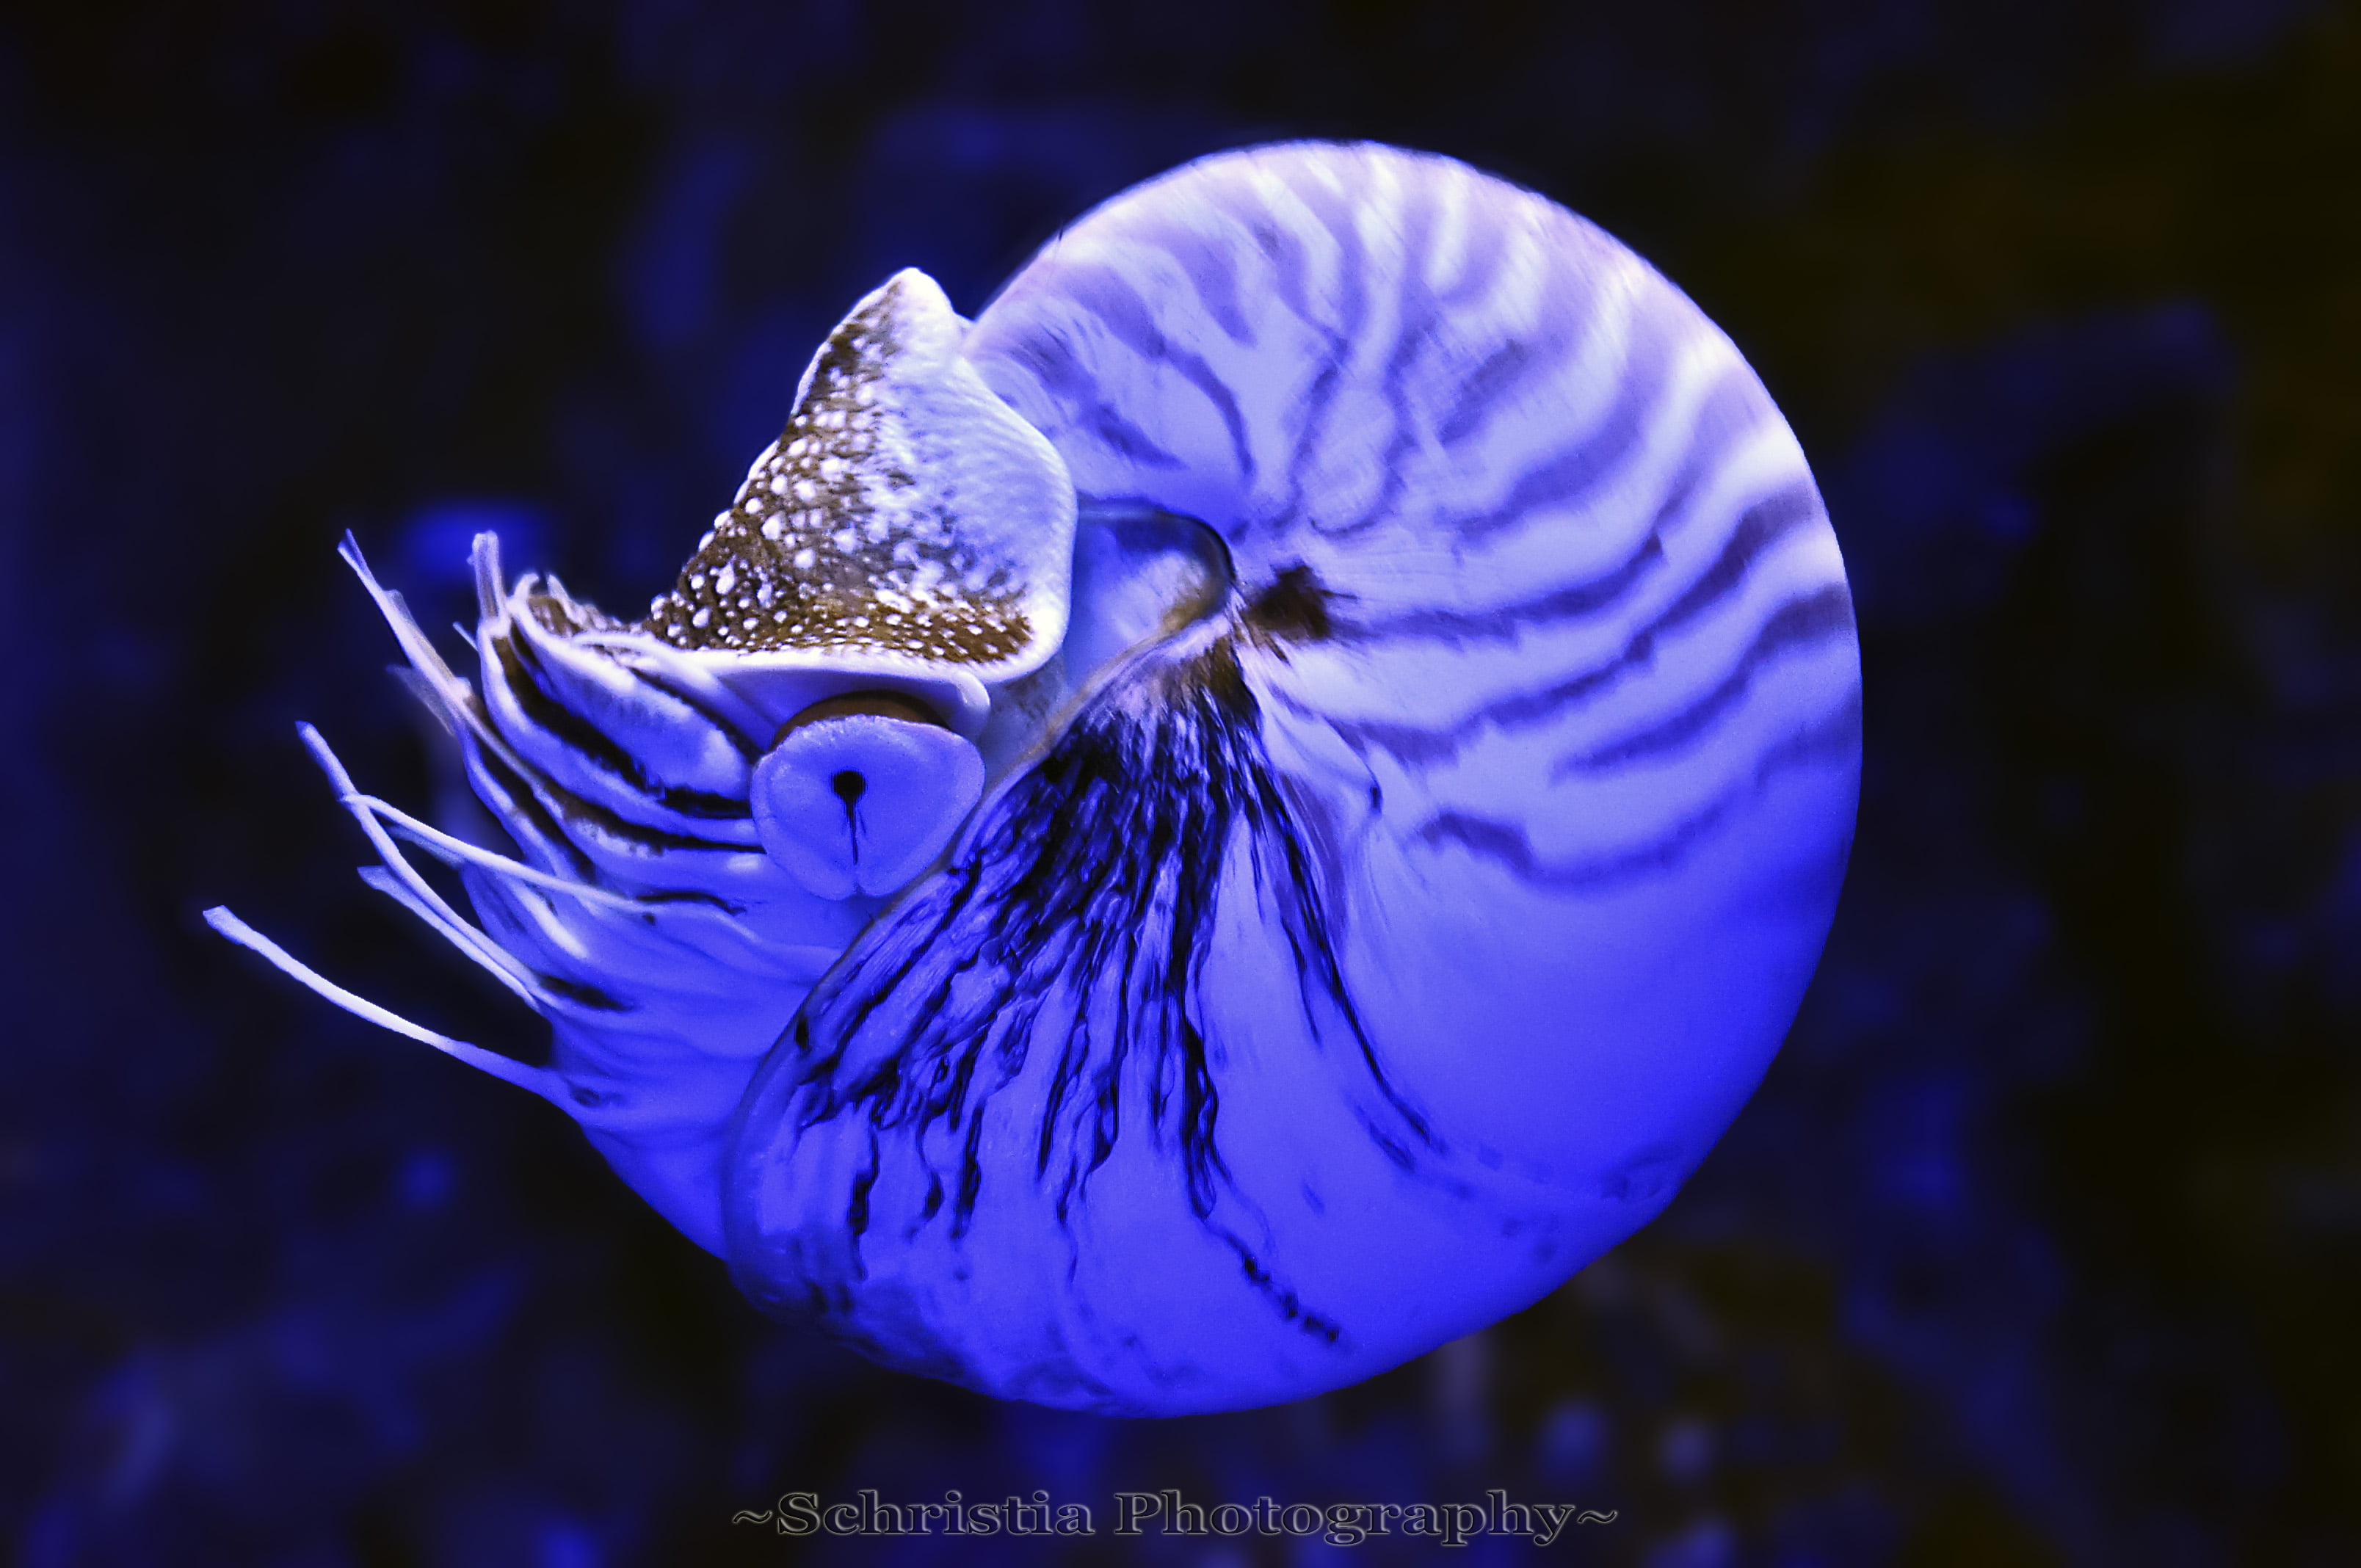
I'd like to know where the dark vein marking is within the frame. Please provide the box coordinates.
[1336,532,1665,644]
[1315,168,1447,543]
[1059,260,1257,489]
[777,637,1428,1335]
[995,332,1190,471]
[1269,160,1368,536]
[492,628,752,821]
[1208,181,1316,343]
[474,705,752,859]
[1554,587,1857,775]
[1125,213,1258,347]
[1221,1231,1343,1344]
[458,733,597,882]
[603,653,768,762]
[1417,686,1863,891]
[537,972,631,1012]
[1308,482,1830,767]
[1648,481,1825,641]
[1432,178,1520,311]
[1241,563,1339,645]
[1437,307,1680,545]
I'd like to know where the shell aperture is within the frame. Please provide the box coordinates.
[208,141,1860,1415]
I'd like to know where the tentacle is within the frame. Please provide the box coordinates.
[298,722,546,1006]
[203,907,566,1102]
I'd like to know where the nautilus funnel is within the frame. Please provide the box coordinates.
[749,701,987,899]
[209,140,1860,1416]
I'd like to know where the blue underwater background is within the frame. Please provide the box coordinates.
[4,1,2359,1563]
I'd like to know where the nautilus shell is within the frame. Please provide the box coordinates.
[211,142,1860,1415]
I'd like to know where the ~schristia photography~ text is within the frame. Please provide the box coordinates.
[730,1488,1617,1547]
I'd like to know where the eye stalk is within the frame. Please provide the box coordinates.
[750,689,984,901]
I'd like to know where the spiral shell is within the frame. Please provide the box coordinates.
[210,141,1858,1415]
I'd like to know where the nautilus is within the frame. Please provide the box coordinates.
[211,142,1859,1415]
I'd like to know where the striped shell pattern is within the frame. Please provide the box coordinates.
[211,142,1860,1415]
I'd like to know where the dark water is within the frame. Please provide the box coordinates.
[4,2,2356,1563]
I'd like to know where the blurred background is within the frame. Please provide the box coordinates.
[4,1,2357,1562]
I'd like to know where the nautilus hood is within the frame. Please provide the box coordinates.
[211,140,1860,1416]
[641,267,1078,731]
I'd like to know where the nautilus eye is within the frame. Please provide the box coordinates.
[210,140,1860,1416]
